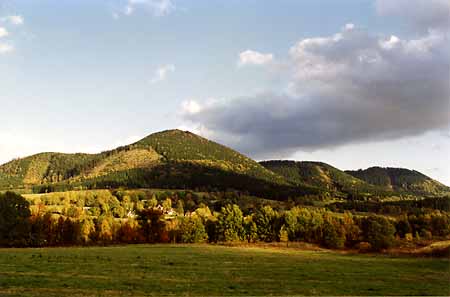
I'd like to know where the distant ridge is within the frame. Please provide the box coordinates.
[346,167,450,196]
[260,160,387,198]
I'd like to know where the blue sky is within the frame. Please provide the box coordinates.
[0,0,449,184]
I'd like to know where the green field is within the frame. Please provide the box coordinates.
[0,245,448,296]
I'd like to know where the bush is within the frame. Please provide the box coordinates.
[356,241,372,253]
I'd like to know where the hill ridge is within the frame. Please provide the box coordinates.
[0,130,303,198]
[346,166,450,195]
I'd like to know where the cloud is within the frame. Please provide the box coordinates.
[183,24,449,158]
[150,64,175,84]
[0,15,24,54]
[238,50,274,67]
[1,15,24,25]
[0,43,13,54]
[376,0,450,32]
[181,100,202,114]
[124,5,134,16]
[117,0,175,18]
[0,27,8,38]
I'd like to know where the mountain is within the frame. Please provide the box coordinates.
[260,160,386,198]
[0,130,320,199]
[2,130,445,199]
[345,167,450,196]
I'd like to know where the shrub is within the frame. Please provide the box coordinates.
[356,241,372,253]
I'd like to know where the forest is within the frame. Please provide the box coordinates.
[1,190,449,255]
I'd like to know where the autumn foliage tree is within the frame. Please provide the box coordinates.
[0,192,31,246]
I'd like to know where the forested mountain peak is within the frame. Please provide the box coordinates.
[345,166,450,195]
[0,130,293,197]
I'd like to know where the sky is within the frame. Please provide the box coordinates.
[0,0,449,185]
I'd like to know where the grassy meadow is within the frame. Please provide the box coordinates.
[0,244,448,296]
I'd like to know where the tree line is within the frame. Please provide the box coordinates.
[1,191,449,251]
[329,196,450,214]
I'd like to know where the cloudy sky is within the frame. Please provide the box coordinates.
[1,0,449,184]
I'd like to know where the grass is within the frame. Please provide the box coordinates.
[0,244,448,296]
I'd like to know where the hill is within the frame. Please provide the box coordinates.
[0,130,319,199]
[345,167,450,196]
[260,160,401,198]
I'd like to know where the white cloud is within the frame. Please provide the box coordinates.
[150,64,175,84]
[2,15,24,25]
[118,0,175,17]
[0,43,13,54]
[238,50,274,67]
[124,5,134,16]
[181,100,202,114]
[0,15,24,54]
[343,23,355,31]
[0,27,9,38]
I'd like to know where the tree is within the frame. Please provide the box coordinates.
[118,219,141,243]
[138,208,165,243]
[343,212,361,247]
[244,216,258,243]
[78,217,95,244]
[98,217,113,242]
[42,212,57,246]
[322,214,345,249]
[279,225,289,247]
[162,198,172,210]
[0,192,31,246]
[29,214,47,247]
[430,212,450,236]
[122,195,134,213]
[395,216,411,238]
[179,215,208,243]
[148,195,158,208]
[254,205,280,242]
[361,216,396,251]
[62,217,76,244]
[217,204,244,242]
[175,199,184,215]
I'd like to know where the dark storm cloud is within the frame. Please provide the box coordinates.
[182,4,450,158]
